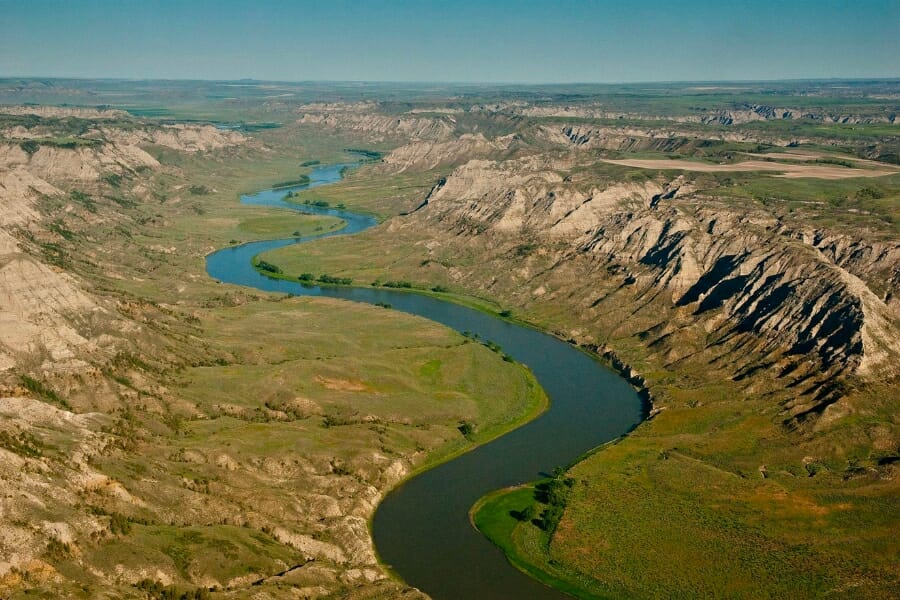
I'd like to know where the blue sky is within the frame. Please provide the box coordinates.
[1,0,897,83]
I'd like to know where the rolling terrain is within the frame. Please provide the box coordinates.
[0,79,898,599]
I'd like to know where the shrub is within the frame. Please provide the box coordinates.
[533,473,575,533]
[20,374,70,410]
[317,274,352,285]
[102,173,123,187]
[383,280,413,289]
[188,185,210,195]
[70,190,97,212]
[511,505,536,522]
[20,139,40,155]
[256,260,282,274]
[109,513,133,535]
[0,430,43,458]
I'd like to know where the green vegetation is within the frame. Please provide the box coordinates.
[316,273,353,285]
[344,148,383,161]
[236,213,344,238]
[19,374,70,410]
[0,429,44,458]
[721,172,900,233]
[135,579,211,600]
[48,219,76,241]
[69,190,97,212]
[188,184,210,195]
[19,139,40,154]
[281,168,437,217]
[102,172,123,187]
[253,259,282,275]
[176,295,546,479]
[472,487,600,599]
[380,280,414,289]
[270,174,310,189]
[299,198,331,207]
[5,78,898,598]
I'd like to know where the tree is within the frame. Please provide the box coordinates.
[20,140,40,155]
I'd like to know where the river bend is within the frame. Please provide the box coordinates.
[205,161,644,599]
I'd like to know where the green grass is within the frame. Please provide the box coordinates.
[85,523,300,584]
[177,296,540,444]
[720,172,900,234]
[236,213,345,237]
[283,167,443,219]
[473,486,606,599]
[475,426,900,599]
[10,83,898,598]
[241,143,900,599]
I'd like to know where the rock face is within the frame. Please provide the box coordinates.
[695,104,898,126]
[298,104,455,142]
[382,133,514,173]
[0,396,112,583]
[0,115,243,588]
[0,167,102,370]
[0,123,197,372]
[0,105,130,120]
[99,124,245,153]
[0,120,245,370]
[0,142,158,182]
[538,123,802,150]
[520,102,899,126]
[410,155,900,424]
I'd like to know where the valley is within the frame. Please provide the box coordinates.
[0,78,897,599]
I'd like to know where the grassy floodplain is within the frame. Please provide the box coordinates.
[0,111,555,597]
[2,78,898,598]
[252,146,900,598]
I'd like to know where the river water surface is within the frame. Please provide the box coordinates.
[206,161,644,599]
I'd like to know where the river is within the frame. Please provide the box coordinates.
[205,160,644,599]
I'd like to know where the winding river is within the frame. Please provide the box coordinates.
[206,161,645,599]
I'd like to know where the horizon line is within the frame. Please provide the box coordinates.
[2,75,900,87]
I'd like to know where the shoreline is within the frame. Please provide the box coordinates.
[207,158,647,598]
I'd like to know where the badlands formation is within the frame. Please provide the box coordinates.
[0,82,898,599]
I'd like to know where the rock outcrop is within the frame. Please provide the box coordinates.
[0,105,130,120]
[0,168,104,370]
[382,133,515,173]
[298,105,455,142]
[520,103,898,126]
[98,124,245,153]
[538,123,802,150]
[409,156,900,425]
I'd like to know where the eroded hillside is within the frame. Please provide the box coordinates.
[0,103,551,600]
[0,81,898,599]
[263,92,900,597]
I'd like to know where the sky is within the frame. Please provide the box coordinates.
[1,0,898,83]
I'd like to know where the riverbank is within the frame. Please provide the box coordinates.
[208,160,644,599]
[471,485,608,600]
[253,154,900,599]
